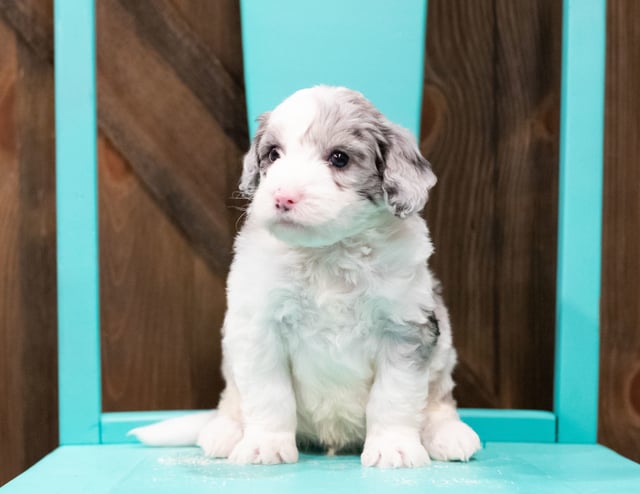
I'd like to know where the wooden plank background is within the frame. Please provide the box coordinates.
[600,0,640,463]
[0,0,638,485]
[0,0,58,486]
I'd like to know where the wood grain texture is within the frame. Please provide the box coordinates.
[170,0,245,86]
[97,0,246,412]
[116,0,248,150]
[99,137,226,411]
[97,0,241,279]
[0,0,53,63]
[421,0,561,410]
[599,0,640,463]
[0,20,22,485]
[0,6,57,485]
[1,0,245,279]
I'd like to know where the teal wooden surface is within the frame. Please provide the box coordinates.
[459,410,556,443]
[54,0,101,444]
[3,443,639,493]
[554,0,606,444]
[240,0,427,137]
[101,409,556,445]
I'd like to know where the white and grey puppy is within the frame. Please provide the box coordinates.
[132,86,481,468]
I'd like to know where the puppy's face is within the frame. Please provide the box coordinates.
[240,86,437,247]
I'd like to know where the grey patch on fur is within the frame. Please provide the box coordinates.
[357,188,379,206]
[239,87,437,216]
[301,89,387,205]
[303,87,437,218]
[383,309,440,369]
[239,112,271,196]
[426,311,440,338]
[377,123,437,218]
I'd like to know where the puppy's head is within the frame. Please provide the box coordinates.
[240,86,436,247]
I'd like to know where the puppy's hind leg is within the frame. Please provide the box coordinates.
[421,392,481,462]
[420,285,481,461]
[197,383,243,458]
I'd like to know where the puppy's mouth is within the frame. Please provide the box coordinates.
[272,216,304,228]
[266,214,339,247]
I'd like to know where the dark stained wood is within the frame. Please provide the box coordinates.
[422,1,500,408]
[599,0,640,463]
[422,0,561,410]
[97,0,241,279]
[0,20,23,485]
[0,0,53,64]
[170,0,245,86]
[0,6,57,485]
[0,0,245,279]
[116,0,248,150]
[14,25,58,472]
[169,0,247,224]
[492,0,560,410]
[99,137,226,411]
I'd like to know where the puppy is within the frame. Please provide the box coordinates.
[132,86,481,468]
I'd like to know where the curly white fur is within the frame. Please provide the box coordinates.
[131,86,481,468]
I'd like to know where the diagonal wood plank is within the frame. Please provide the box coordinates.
[0,1,52,62]
[118,0,248,150]
[99,136,225,411]
[97,0,240,277]
[0,0,247,150]
[0,0,246,278]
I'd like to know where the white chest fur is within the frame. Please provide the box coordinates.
[275,251,382,449]
[225,217,436,450]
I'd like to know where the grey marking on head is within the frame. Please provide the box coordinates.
[240,87,437,214]
[377,123,437,218]
[290,89,384,204]
[302,87,437,217]
[239,112,271,196]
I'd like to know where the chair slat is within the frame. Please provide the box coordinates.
[54,0,101,445]
[554,0,606,443]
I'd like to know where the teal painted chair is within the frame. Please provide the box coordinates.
[3,0,640,492]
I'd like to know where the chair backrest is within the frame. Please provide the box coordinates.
[54,0,606,446]
[240,0,427,137]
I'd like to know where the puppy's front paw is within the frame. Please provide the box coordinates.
[196,414,242,458]
[228,431,298,465]
[424,419,481,462]
[361,430,430,468]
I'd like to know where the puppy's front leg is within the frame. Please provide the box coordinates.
[224,321,298,465]
[362,333,432,468]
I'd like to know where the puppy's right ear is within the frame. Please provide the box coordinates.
[239,112,270,196]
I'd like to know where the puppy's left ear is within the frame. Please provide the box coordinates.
[239,112,270,197]
[378,122,437,218]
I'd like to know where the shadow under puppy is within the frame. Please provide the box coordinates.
[132,86,481,468]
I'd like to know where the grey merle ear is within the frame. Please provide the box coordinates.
[239,112,271,196]
[378,122,437,218]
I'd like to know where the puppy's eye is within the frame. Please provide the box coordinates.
[329,150,349,168]
[268,147,281,162]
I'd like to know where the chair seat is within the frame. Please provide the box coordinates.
[4,443,639,493]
